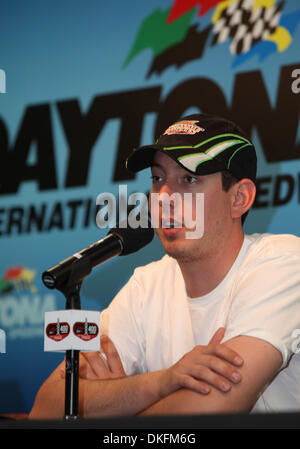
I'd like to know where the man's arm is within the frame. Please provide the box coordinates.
[29,365,174,419]
[29,331,243,419]
[29,336,170,419]
[139,336,282,415]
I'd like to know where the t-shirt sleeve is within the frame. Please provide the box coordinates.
[100,274,146,376]
[223,252,300,369]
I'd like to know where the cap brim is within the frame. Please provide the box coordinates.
[126,144,227,177]
[126,145,164,173]
[126,143,228,177]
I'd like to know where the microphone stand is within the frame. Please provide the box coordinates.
[55,258,92,420]
[42,226,153,419]
[42,234,124,420]
[60,282,82,420]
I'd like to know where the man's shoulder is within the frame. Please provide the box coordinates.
[245,232,300,262]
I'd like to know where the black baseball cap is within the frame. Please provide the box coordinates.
[126,113,257,183]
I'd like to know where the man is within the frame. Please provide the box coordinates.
[29,114,300,418]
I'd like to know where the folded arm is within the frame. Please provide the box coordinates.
[29,364,172,419]
[139,335,283,415]
[29,329,244,419]
[29,335,168,419]
[30,332,282,418]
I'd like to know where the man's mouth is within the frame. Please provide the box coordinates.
[160,218,184,237]
[161,218,183,229]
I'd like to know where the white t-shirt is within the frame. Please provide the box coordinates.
[100,233,300,413]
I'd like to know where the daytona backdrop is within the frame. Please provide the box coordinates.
[0,0,299,414]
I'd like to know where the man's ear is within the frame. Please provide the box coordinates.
[231,178,256,219]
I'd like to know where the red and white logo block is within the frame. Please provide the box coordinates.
[44,310,100,352]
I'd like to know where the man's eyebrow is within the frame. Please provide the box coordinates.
[151,162,161,169]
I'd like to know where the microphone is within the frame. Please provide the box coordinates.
[42,224,154,290]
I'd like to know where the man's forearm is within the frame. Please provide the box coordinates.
[139,336,283,416]
[82,370,167,418]
[29,378,66,419]
[29,369,170,419]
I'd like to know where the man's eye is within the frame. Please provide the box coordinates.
[151,175,163,182]
[184,175,198,184]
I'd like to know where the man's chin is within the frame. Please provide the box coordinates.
[160,239,194,262]
[166,249,200,263]
[157,233,204,263]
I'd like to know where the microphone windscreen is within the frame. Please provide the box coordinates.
[108,222,154,255]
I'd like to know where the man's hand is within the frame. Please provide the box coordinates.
[70,329,243,397]
[159,327,244,398]
[60,334,126,380]
[60,328,242,404]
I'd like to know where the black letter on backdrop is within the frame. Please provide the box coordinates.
[154,77,228,139]
[0,104,57,195]
[253,177,272,208]
[230,64,300,163]
[57,86,161,185]
[273,174,295,206]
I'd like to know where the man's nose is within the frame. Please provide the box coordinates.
[158,181,175,197]
[158,182,183,214]
[158,183,174,206]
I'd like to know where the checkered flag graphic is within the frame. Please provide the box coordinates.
[212,0,285,55]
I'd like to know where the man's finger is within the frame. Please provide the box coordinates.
[208,328,243,366]
[209,327,226,345]
[61,356,100,380]
[81,351,111,379]
[79,354,103,380]
[100,334,126,378]
[213,343,243,366]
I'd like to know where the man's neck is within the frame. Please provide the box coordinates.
[178,229,245,298]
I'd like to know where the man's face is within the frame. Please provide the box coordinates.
[149,151,234,262]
